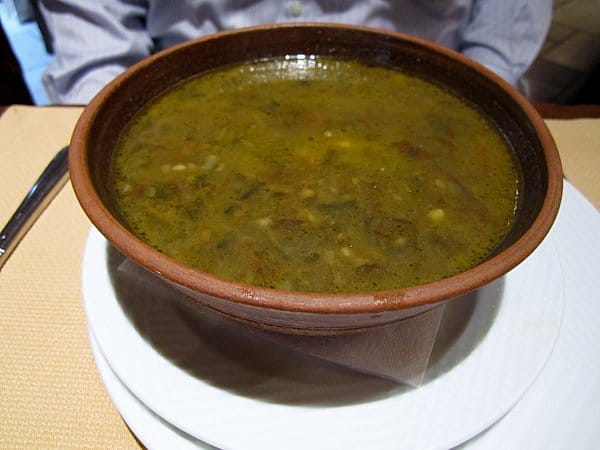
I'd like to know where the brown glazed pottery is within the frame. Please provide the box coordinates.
[69,24,563,335]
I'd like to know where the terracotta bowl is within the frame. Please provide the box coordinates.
[69,24,563,335]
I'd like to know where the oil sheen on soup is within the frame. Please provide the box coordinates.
[111,56,521,293]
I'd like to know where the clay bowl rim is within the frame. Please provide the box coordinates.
[69,22,563,315]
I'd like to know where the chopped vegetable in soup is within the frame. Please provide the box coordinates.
[111,56,520,293]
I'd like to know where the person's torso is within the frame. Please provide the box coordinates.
[144,0,474,52]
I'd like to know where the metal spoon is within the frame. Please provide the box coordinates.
[0,146,70,271]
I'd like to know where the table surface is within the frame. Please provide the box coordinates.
[0,104,598,449]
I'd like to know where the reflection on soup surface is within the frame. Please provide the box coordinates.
[112,57,520,293]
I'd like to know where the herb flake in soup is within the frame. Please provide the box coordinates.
[111,56,521,293]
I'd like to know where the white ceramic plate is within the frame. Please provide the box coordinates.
[460,182,600,449]
[89,331,205,449]
[83,191,566,450]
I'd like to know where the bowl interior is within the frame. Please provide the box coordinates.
[71,24,562,317]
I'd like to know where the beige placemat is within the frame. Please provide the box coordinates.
[0,105,598,448]
[0,106,140,449]
[546,119,600,210]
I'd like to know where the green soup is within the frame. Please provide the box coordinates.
[111,56,520,293]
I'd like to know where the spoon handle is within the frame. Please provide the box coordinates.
[0,146,70,271]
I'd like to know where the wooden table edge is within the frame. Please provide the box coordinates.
[2,103,599,120]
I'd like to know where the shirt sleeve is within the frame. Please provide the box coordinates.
[40,0,153,104]
[459,0,552,86]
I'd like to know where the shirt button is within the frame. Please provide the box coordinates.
[287,1,303,17]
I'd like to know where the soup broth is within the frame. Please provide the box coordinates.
[111,57,520,293]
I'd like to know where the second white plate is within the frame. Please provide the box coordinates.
[83,225,563,450]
